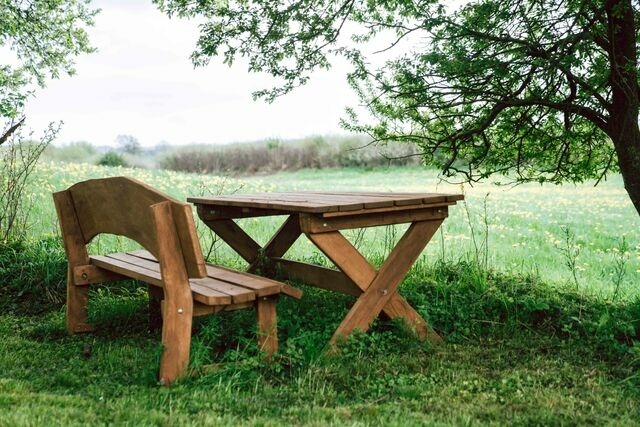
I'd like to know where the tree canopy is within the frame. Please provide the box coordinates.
[156,0,640,216]
[0,0,96,119]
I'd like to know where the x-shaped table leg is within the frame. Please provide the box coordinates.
[204,215,442,347]
[202,215,301,266]
[307,220,443,347]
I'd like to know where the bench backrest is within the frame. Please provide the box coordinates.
[53,176,207,278]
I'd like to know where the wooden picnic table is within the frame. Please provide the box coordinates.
[188,191,463,347]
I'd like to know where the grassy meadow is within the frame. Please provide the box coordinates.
[1,159,639,425]
[27,160,640,298]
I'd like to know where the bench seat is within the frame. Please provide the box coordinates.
[91,250,302,307]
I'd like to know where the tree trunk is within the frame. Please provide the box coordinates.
[605,0,640,216]
[611,123,640,217]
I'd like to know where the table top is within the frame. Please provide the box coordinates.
[188,191,463,215]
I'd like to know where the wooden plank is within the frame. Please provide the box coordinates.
[202,219,261,264]
[193,301,255,316]
[445,194,465,202]
[91,254,163,286]
[189,195,335,213]
[52,190,90,266]
[248,215,301,273]
[322,203,452,218]
[196,205,284,220]
[329,220,442,346]
[131,250,282,297]
[72,264,127,285]
[122,252,256,304]
[301,208,447,233]
[170,203,207,278]
[256,296,278,357]
[52,190,92,334]
[92,253,234,306]
[204,265,281,297]
[151,201,194,386]
[306,231,377,291]
[273,258,362,297]
[304,191,414,208]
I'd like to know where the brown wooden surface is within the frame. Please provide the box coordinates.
[66,176,206,278]
[247,215,301,273]
[202,219,261,264]
[188,190,462,350]
[188,191,463,215]
[328,220,442,345]
[300,208,448,233]
[52,190,93,334]
[256,296,278,357]
[152,201,194,385]
[54,176,303,386]
[272,258,362,297]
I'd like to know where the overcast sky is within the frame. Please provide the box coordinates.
[23,0,357,147]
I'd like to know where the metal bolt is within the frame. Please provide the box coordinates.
[177,308,184,314]
[323,223,328,227]
[382,289,388,295]
[81,272,88,280]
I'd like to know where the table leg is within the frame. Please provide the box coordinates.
[203,216,302,271]
[247,215,301,273]
[203,219,261,264]
[307,220,443,346]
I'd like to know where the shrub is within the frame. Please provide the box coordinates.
[160,136,422,174]
[97,151,127,167]
[0,119,54,242]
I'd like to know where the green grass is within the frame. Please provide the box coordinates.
[1,261,638,425]
[1,160,639,425]
[28,160,640,297]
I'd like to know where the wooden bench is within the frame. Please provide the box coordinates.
[53,176,301,385]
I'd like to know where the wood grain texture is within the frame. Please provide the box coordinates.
[306,231,377,289]
[67,176,205,278]
[203,219,261,264]
[330,220,442,346]
[152,201,194,386]
[52,190,92,333]
[272,258,362,297]
[54,176,302,386]
[300,208,447,233]
[256,296,278,357]
[189,191,463,215]
[72,264,126,285]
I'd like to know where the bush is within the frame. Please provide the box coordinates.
[0,119,54,242]
[160,136,422,174]
[97,151,127,167]
[0,238,67,313]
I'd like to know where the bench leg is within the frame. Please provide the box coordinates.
[159,294,193,386]
[256,296,278,358]
[66,268,94,334]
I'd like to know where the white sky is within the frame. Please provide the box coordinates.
[23,0,358,147]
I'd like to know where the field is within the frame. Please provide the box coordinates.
[1,160,639,425]
[28,161,640,297]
